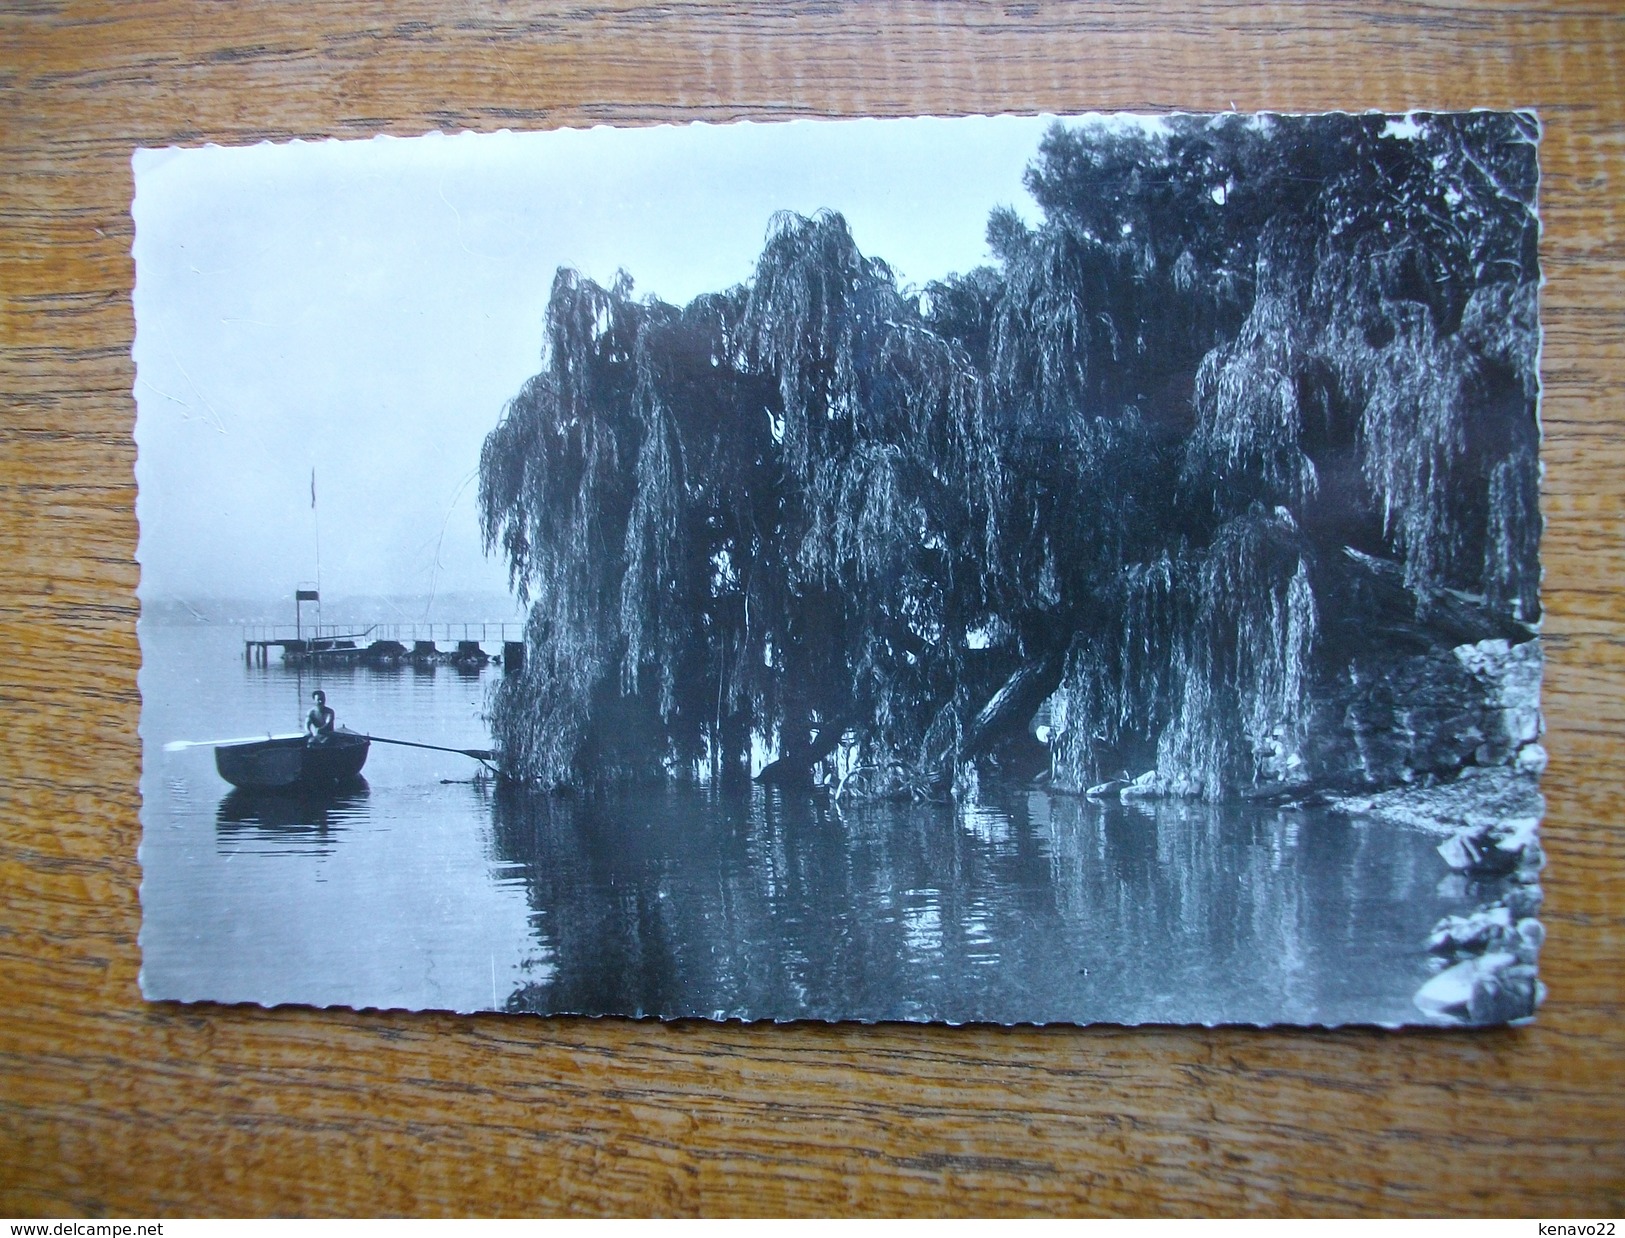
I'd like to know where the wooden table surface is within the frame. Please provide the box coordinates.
[2,0,1622,1217]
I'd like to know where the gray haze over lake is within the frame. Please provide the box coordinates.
[132,117,1075,611]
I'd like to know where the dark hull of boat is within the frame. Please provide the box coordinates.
[215,730,370,791]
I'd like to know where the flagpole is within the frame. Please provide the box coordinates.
[311,467,322,640]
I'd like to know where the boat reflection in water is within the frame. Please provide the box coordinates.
[215,778,371,857]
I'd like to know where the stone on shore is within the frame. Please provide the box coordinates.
[1428,905,1514,957]
[1436,812,1543,876]
[1414,950,1539,1024]
[1118,770,1160,801]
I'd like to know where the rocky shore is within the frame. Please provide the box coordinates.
[1329,757,1546,1025]
[1078,629,1547,1027]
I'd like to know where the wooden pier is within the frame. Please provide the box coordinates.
[243,622,524,672]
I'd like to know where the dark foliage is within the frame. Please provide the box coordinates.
[480,113,1541,798]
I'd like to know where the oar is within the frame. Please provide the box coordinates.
[364,734,496,762]
[164,733,302,753]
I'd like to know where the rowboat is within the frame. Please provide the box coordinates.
[214,728,370,791]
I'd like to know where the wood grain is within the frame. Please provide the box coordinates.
[2,0,1622,1216]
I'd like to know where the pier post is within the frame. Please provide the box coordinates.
[503,641,525,675]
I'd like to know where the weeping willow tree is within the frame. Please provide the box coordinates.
[482,213,1005,788]
[1042,111,1541,794]
[482,111,1541,800]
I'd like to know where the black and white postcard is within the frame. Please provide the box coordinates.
[135,113,1545,1026]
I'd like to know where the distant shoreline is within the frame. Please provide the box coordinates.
[139,592,524,629]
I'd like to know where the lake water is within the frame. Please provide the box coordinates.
[139,622,1477,1025]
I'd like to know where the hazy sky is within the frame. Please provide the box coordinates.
[133,114,1109,613]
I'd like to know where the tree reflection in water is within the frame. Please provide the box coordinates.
[488,780,1481,1026]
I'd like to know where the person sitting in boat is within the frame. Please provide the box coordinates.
[306,689,336,744]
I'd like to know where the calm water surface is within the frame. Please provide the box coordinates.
[140,623,1472,1025]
